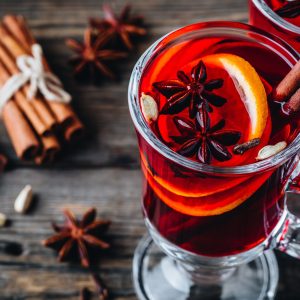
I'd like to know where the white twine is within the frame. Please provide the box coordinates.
[0,44,71,111]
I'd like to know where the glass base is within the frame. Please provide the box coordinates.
[133,235,279,300]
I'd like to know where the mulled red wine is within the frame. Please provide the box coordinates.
[137,22,299,256]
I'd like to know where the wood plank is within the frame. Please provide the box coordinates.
[0,168,144,299]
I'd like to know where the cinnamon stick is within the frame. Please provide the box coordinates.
[64,115,85,143]
[0,42,49,135]
[35,134,60,165]
[273,60,300,102]
[282,87,300,115]
[0,14,83,164]
[3,15,32,52]
[4,16,77,126]
[0,26,56,133]
[3,101,40,159]
[0,60,40,159]
[3,15,84,139]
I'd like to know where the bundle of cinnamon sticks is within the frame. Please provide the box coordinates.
[0,15,84,164]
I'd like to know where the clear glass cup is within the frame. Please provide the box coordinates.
[249,0,300,53]
[128,21,300,300]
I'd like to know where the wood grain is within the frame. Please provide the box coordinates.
[0,0,299,299]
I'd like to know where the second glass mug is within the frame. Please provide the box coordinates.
[128,22,300,300]
[249,0,300,53]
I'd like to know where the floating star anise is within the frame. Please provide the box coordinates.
[171,105,241,163]
[153,60,226,118]
[43,208,110,268]
[66,28,126,79]
[90,4,147,50]
[275,1,300,19]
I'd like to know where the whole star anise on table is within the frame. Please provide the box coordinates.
[90,4,147,50]
[43,208,110,268]
[66,28,127,80]
[170,104,241,164]
[275,1,300,18]
[153,60,226,118]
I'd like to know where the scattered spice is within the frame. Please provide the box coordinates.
[140,93,159,123]
[90,4,146,50]
[256,141,287,160]
[0,213,7,227]
[14,185,33,214]
[0,241,23,256]
[170,104,241,163]
[275,1,300,19]
[233,138,261,155]
[43,208,110,268]
[153,60,226,118]
[66,28,127,79]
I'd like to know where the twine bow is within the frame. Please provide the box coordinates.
[0,44,71,111]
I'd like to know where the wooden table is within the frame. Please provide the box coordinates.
[0,0,299,299]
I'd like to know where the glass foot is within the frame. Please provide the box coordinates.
[133,235,279,300]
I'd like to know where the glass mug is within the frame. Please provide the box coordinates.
[249,0,300,53]
[128,21,300,300]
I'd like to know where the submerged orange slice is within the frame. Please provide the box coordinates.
[142,161,272,216]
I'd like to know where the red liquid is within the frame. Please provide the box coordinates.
[137,24,299,256]
[249,0,300,52]
[266,0,300,27]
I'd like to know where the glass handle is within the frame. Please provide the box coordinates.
[277,168,300,259]
[277,213,300,258]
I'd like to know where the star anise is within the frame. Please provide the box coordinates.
[66,28,126,79]
[90,4,146,50]
[153,60,226,118]
[43,208,110,268]
[170,105,241,164]
[275,1,300,19]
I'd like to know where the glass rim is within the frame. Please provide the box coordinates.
[128,21,300,175]
[251,0,300,34]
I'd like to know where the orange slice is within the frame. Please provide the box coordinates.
[142,162,272,216]
[140,151,246,197]
[203,54,268,141]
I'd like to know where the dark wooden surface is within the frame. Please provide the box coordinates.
[0,0,299,299]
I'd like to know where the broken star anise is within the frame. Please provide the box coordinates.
[275,1,300,19]
[66,28,126,79]
[43,208,110,268]
[90,4,147,50]
[171,104,241,164]
[153,60,226,118]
